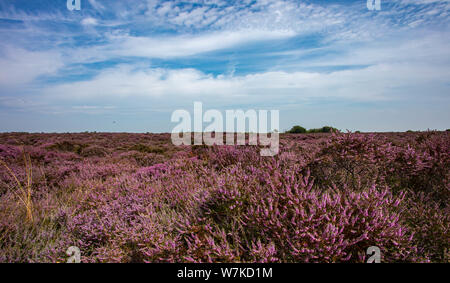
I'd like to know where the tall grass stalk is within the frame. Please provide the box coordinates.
[0,152,33,223]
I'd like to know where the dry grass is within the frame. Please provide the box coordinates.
[0,151,34,223]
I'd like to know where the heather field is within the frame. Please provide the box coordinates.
[0,131,448,263]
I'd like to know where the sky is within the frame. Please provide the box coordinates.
[0,0,449,133]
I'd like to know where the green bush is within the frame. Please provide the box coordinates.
[286,125,339,134]
[320,126,336,133]
[286,125,307,134]
[308,126,338,133]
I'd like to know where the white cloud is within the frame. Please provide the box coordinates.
[88,0,106,11]
[0,47,63,87]
[144,0,349,33]
[1,1,449,113]
[69,29,296,62]
[401,0,449,4]
[81,17,98,26]
[39,28,450,107]
[41,61,448,105]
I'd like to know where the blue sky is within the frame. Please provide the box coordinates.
[0,0,449,132]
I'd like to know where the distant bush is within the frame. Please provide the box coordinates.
[308,126,338,133]
[286,125,338,134]
[286,125,307,134]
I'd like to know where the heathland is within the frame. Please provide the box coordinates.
[0,131,448,262]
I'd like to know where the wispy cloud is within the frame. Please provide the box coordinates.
[0,46,63,87]
[81,17,98,26]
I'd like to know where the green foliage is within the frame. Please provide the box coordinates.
[308,126,338,133]
[286,125,306,134]
[287,125,339,134]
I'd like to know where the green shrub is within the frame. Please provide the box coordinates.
[286,125,307,134]
[286,125,339,134]
[308,126,338,133]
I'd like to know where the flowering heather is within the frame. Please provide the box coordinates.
[0,132,448,262]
